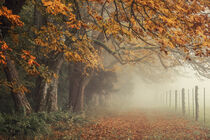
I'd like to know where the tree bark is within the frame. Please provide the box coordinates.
[33,2,65,112]
[0,0,32,115]
[3,56,32,114]
[36,55,64,112]
[68,63,92,112]
[34,4,47,30]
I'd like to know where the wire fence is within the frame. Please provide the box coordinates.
[161,86,210,127]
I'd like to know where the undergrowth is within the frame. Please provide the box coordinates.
[0,111,87,139]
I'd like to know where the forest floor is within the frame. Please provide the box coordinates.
[51,109,210,140]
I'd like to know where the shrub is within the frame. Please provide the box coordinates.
[0,113,50,137]
[0,111,87,138]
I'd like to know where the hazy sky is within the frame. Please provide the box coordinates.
[129,65,210,108]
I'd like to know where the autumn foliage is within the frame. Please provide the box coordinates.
[51,110,209,140]
[0,0,209,138]
[1,0,209,73]
[0,0,210,140]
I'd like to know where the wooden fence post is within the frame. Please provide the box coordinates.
[204,88,206,125]
[163,92,165,104]
[195,86,199,121]
[192,88,194,118]
[169,90,171,108]
[175,90,177,112]
[182,88,186,115]
[188,89,190,117]
[178,91,181,112]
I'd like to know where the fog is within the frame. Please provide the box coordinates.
[110,65,210,112]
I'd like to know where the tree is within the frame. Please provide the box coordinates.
[46,0,209,112]
[33,0,100,112]
[85,68,117,107]
[0,0,33,114]
[0,0,208,114]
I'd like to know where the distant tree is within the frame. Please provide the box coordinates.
[85,69,117,107]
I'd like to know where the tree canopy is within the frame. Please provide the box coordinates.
[0,0,209,114]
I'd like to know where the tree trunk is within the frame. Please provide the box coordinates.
[34,4,47,29]
[68,63,92,112]
[90,94,99,106]
[0,0,32,115]
[36,75,59,112]
[33,2,59,112]
[36,55,64,112]
[3,57,32,114]
[99,94,105,106]
[104,94,111,107]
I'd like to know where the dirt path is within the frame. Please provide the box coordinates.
[53,110,210,140]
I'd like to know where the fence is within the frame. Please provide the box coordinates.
[161,85,209,126]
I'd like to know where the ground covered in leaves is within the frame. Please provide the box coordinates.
[51,110,210,140]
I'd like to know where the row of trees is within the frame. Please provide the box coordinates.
[0,0,209,115]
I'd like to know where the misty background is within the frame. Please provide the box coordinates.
[108,64,210,126]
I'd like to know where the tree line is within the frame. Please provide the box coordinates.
[0,0,209,115]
